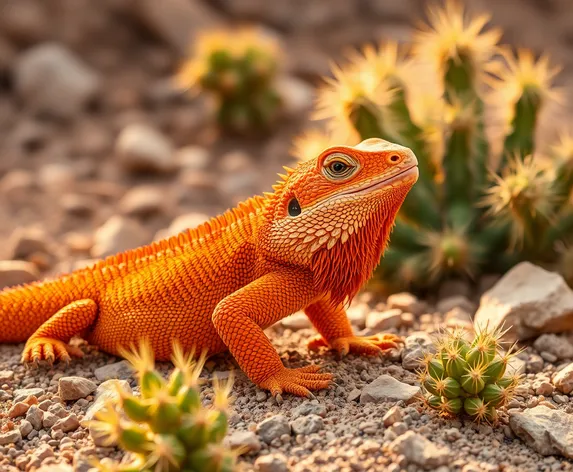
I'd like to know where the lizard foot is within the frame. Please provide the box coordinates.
[258,365,333,397]
[308,333,404,357]
[22,337,84,366]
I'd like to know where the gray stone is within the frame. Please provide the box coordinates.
[360,375,420,404]
[290,414,324,435]
[401,331,435,371]
[84,380,132,423]
[291,402,327,419]
[58,376,97,401]
[13,387,45,403]
[116,123,175,173]
[224,431,261,454]
[553,363,573,395]
[389,431,452,470]
[509,405,573,457]
[94,361,134,382]
[26,405,44,430]
[0,429,21,445]
[256,415,291,444]
[19,420,33,437]
[533,334,573,360]
[14,43,100,119]
[52,413,80,432]
[474,262,573,341]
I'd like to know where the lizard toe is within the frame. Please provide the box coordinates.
[22,337,80,365]
[258,365,333,397]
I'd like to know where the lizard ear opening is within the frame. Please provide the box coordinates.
[288,197,301,216]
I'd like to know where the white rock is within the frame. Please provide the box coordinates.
[553,363,573,394]
[366,308,402,331]
[509,405,573,457]
[360,375,420,404]
[91,215,150,259]
[14,43,100,119]
[58,376,97,401]
[389,431,452,470]
[116,123,175,173]
[474,262,573,341]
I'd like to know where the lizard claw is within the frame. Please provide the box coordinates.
[258,365,333,397]
[22,337,84,365]
[308,333,404,357]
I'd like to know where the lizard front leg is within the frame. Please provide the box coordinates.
[212,268,332,397]
[22,299,98,364]
[305,295,403,357]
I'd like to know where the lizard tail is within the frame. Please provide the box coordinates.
[0,273,93,343]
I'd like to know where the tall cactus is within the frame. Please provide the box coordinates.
[298,0,571,292]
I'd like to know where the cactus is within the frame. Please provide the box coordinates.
[419,326,523,423]
[175,27,283,135]
[304,0,572,292]
[88,339,238,472]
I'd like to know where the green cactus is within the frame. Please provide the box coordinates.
[88,339,238,472]
[176,27,283,135]
[420,326,523,423]
[300,0,572,292]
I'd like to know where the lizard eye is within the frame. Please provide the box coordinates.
[322,153,359,181]
[288,197,301,216]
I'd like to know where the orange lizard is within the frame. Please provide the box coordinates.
[0,138,418,397]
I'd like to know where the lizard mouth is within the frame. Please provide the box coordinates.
[340,165,419,197]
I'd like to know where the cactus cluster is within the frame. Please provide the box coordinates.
[297,0,573,292]
[176,27,283,135]
[89,340,237,472]
[419,326,523,423]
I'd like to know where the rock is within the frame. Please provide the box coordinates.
[365,309,402,331]
[224,431,261,454]
[437,295,476,314]
[119,185,166,217]
[0,260,39,289]
[506,354,526,375]
[7,227,52,261]
[14,43,100,119]
[32,444,54,462]
[0,390,12,401]
[281,312,311,330]
[58,376,97,401]
[533,334,573,360]
[360,375,420,404]
[401,331,435,371]
[389,431,452,470]
[19,420,33,437]
[8,402,30,418]
[290,414,324,435]
[445,307,474,329]
[13,388,44,403]
[35,465,73,472]
[131,0,221,54]
[53,413,80,432]
[116,123,175,173]
[474,262,573,341]
[42,411,59,429]
[91,215,150,259]
[0,429,21,445]
[554,363,573,394]
[291,402,327,419]
[154,212,211,241]
[383,405,403,427]
[387,292,426,315]
[175,146,210,171]
[346,304,368,328]
[509,406,573,458]
[94,361,134,382]
[84,380,132,423]
[0,370,14,382]
[254,453,289,472]
[256,415,291,444]
[26,405,44,430]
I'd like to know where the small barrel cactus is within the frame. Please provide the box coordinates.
[88,339,237,472]
[301,0,573,293]
[419,326,523,423]
[175,26,283,135]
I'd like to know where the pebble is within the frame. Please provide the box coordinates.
[290,414,325,435]
[91,215,150,259]
[534,334,573,360]
[0,260,40,289]
[387,292,426,315]
[58,376,97,401]
[94,361,134,381]
[224,431,261,454]
[553,363,573,394]
[14,42,101,118]
[365,308,402,331]
[360,374,420,404]
[382,405,403,427]
[154,212,211,241]
[437,296,476,314]
[84,380,132,423]
[119,185,166,217]
[116,123,175,173]
[401,332,435,370]
[13,388,44,403]
[19,420,33,437]
[25,405,44,430]
[0,429,22,446]
[256,415,291,444]
[535,381,554,396]
[52,413,80,433]
[8,402,30,418]
[254,453,289,472]
[291,402,327,419]
[389,431,452,470]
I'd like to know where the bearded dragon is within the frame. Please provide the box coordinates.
[0,138,418,397]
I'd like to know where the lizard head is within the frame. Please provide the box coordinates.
[260,137,419,305]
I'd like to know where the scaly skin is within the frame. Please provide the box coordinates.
[0,138,418,397]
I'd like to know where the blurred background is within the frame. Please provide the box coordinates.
[1,0,573,292]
